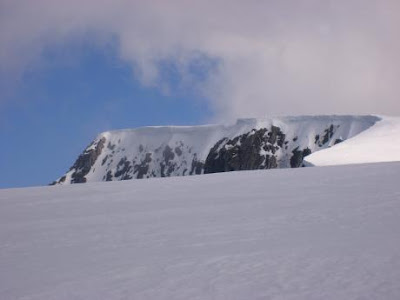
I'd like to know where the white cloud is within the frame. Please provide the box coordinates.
[1,0,400,120]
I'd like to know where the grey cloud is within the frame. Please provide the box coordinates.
[1,0,399,119]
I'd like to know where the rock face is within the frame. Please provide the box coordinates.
[290,147,311,168]
[204,127,284,173]
[53,115,380,184]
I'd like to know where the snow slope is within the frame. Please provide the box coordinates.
[2,162,400,299]
[55,115,381,184]
[305,116,400,166]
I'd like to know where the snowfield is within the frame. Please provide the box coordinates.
[306,116,400,166]
[1,162,400,299]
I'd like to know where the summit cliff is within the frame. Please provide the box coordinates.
[53,115,381,184]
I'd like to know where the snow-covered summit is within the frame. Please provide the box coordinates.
[54,115,399,184]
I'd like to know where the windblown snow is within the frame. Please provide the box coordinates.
[54,115,400,185]
[1,162,400,299]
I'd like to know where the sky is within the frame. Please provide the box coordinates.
[1,0,400,188]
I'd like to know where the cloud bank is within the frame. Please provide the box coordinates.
[1,0,400,119]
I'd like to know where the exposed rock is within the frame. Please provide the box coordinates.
[190,154,204,175]
[160,145,177,177]
[334,138,343,145]
[134,153,152,179]
[107,142,116,151]
[264,154,278,169]
[322,125,335,145]
[268,126,286,147]
[114,157,132,179]
[105,170,113,181]
[204,127,285,174]
[290,147,311,168]
[315,124,339,147]
[68,137,106,184]
[163,145,175,162]
[101,155,108,166]
[314,134,320,144]
[50,175,66,185]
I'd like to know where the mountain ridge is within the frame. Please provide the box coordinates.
[53,115,382,184]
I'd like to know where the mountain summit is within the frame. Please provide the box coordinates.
[53,115,400,185]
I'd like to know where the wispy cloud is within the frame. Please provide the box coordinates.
[1,0,400,119]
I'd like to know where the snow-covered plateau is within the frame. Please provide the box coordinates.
[1,162,400,299]
[54,115,400,185]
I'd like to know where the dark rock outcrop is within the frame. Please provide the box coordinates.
[290,147,311,168]
[70,137,106,183]
[315,125,339,147]
[204,127,284,174]
[134,153,152,179]
[190,154,204,175]
[160,145,177,177]
[114,157,132,180]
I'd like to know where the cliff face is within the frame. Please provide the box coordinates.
[53,115,380,184]
[204,126,285,173]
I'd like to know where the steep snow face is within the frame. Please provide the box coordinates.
[55,115,380,184]
[305,116,400,166]
[2,163,400,299]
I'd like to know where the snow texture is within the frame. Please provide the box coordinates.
[1,162,400,299]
